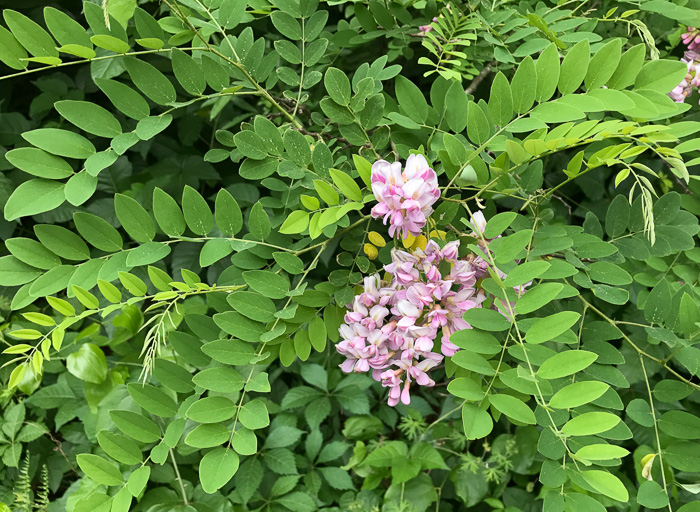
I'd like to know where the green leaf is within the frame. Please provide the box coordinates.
[584,39,622,90]
[124,56,176,105]
[243,270,289,299]
[114,193,155,242]
[635,59,690,93]
[214,311,265,342]
[658,410,700,439]
[200,448,240,494]
[558,39,590,95]
[493,229,532,264]
[215,189,243,236]
[395,75,428,123]
[22,128,95,159]
[4,179,65,221]
[535,43,560,102]
[55,100,122,138]
[511,56,537,114]
[462,403,493,439]
[525,312,581,345]
[504,260,550,287]
[314,180,339,205]
[127,466,150,496]
[6,238,60,270]
[324,67,351,106]
[182,185,213,235]
[77,454,122,486]
[488,72,513,126]
[248,201,271,239]
[127,383,178,418]
[330,168,362,201]
[135,115,172,140]
[239,399,270,430]
[489,394,535,424]
[152,187,185,237]
[90,34,129,53]
[283,129,311,166]
[463,309,511,331]
[562,411,620,436]
[44,7,91,47]
[484,212,517,239]
[515,283,564,314]
[279,211,309,234]
[550,381,609,409]
[66,343,107,384]
[98,279,122,303]
[5,148,73,179]
[254,116,283,155]
[538,349,596,379]
[96,78,150,120]
[234,130,268,160]
[466,101,490,145]
[575,444,629,461]
[273,252,304,274]
[192,367,244,393]
[186,396,236,423]
[199,238,233,267]
[35,224,90,260]
[97,431,143,465]
[73,212,122,252]
[581,470,628,502]
[607,44,645,90]
[0,26,28,70]
[171,48,205,96]
[110,410,161,443]
[637,480,669,509]
[185,423,230,448]
[4,9,58,57]
[72,285,99,309]
[201,339,254,365]
[118,271,147,296]
[445,80,469,132]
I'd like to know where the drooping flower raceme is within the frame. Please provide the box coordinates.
[370,154,440,240]
[336,215,525,406]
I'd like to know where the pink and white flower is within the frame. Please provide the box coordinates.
[371,154,440,240]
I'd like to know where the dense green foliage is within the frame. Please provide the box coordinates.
[0,0,699,511]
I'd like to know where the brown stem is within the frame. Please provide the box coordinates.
[465,60,497,95]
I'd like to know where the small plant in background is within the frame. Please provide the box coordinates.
[0,1,697,512]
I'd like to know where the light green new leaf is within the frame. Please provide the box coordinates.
[575,444,629,461]
[562,412,620,436]
[280,211,310,234]
[314,180,339,205]
[330,168,362,201]
[550,381,609,409]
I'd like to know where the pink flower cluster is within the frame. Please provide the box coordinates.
[337,215,517,407]
[669,51,700,103]
[681,27,700,51]
[370,154,440,240]
[418,17,438,34]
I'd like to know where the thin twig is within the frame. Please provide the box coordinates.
[465,60,497,94]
